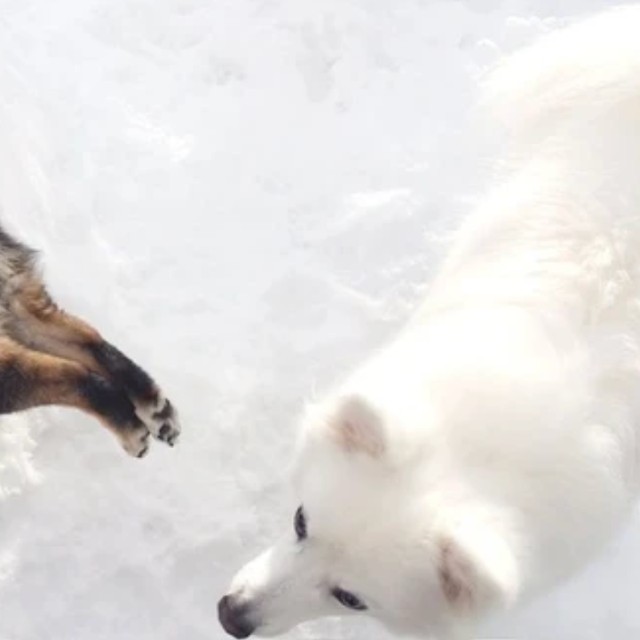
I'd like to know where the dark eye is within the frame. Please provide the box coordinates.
[294,506,307,541]
[331,587,367,611]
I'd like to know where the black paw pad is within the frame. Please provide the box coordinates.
[159,423,172,440]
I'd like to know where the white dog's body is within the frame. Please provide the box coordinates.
[220,8,640,639]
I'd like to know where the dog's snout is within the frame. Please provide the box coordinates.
[218,594,256,639]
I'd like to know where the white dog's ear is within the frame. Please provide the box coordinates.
[329,394,386,457]
[437,519,518,614]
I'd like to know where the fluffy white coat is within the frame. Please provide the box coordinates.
[219,8,640,639]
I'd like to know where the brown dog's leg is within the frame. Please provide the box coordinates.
[0,337,152,457]
[4,273,180,447]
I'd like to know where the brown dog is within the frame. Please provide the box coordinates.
[0,224,179,457]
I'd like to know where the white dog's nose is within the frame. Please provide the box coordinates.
[218,594,256,638]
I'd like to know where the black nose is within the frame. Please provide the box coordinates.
[218,594,256,639]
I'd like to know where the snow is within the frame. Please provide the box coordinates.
[0,1,637,639]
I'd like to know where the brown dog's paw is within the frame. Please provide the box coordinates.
[116,420,152,458]
[135,392,180,447]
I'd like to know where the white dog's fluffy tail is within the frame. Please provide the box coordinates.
[482,7,640,153]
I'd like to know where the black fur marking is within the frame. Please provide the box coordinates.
[0,361,29,413]
[89,341,155,401]
[78,372,139,429]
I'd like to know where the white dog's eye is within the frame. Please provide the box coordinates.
[331,587,367,611]
[294,505,307,540]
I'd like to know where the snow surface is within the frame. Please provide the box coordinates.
[0,1,638,639]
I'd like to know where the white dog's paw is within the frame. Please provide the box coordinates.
[135,392,181,447]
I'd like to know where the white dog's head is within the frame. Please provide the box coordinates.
[219,392,518,639]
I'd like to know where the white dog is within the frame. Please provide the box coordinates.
[219,8,640,639]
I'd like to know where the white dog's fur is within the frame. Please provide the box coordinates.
[220,8,640,639]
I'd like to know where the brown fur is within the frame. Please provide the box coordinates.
[0,225,180,457]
